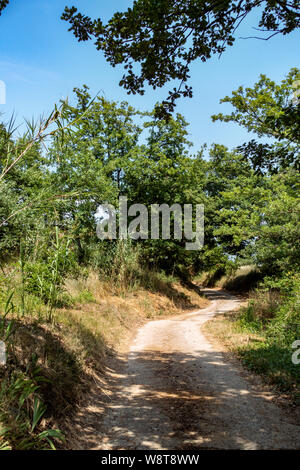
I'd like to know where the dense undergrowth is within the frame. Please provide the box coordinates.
[196,265,263,292]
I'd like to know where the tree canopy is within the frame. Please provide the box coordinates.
[1,70,298,277]
[212,67,300,172]
[62,1,300,116]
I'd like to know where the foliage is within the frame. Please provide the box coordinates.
[0,0,9,16]
[234,273,300,392]
[239,273,300,346]
[212,68,300,172]
[23,228,76,319]
[62,1,300,116]
[230,170,298,275]
[0,291,64,450]
[0,368,64,450]
[1,71,299,279]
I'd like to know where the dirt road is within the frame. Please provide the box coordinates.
[78,289,300,450]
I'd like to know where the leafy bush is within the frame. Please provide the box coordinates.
[240,273,300,346]
[223,268,263,292]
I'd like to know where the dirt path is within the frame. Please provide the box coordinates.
[75,289,300,450]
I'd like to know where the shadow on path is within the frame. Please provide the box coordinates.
[71,289,300,450]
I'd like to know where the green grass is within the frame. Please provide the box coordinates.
[204,306,300,400]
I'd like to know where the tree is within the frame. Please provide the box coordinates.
[212,68,300,172]
[243,169,300,274]
[48,86,142,263]
[62,1,300,117]
[0,1,9,16]
[122,111,199,274]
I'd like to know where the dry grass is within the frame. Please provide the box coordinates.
[60,272,209,361]
[203,311,264,352]
[1,269,208,448]
[245,289,282,320]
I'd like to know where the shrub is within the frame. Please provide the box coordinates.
[239,273,300,347]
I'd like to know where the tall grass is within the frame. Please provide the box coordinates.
[0,291,64,449]
[236,273,300,393]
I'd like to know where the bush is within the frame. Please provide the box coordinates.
[94,239,143,289]
[240,273,299,345]
[223,267,263,292]
[23,229,79,311]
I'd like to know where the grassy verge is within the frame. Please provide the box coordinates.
[203,303,300,403]
[0,269,208,449]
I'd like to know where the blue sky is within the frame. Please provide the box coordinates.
[0,0,299,153]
